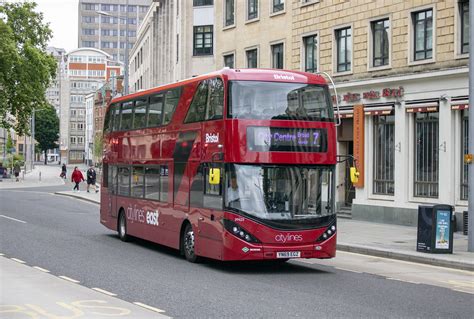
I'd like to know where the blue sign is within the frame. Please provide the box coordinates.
[435,210,450,249]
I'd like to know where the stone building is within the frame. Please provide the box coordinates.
[214,0,292,69]
[129,0,215,92]
[289,0,469,226]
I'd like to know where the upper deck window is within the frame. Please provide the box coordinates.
[228,81,333,122]
[185,78,224,123]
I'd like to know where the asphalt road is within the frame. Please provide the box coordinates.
[1,185,473,318]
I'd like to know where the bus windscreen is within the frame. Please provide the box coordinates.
[228,81,334,122]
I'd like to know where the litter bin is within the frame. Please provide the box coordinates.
[416,204,454,254]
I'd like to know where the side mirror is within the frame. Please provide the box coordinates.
[209,168,220,185]
[350,167,359,184]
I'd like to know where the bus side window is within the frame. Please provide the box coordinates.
[113,104,122,131]
[103,162,108,187]
[160,165,169,202]
[103,104,113,134]
[206,78,224,120]
[133,98,148,129]
[120,101,134,130]
[163,88,181,125]
[148,94,163,127]
[131,166,145,198]
[184,81,208,123]
[144,167,160,200]
[118,167,130,196]
[109,166,117,194]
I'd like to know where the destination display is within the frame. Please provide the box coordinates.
[247,126,327,152]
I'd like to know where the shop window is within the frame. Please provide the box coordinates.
[373,114,395,195]
[414,112,439,198]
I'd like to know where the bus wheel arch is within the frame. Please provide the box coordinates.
[117,208,129,242]
[180,220,201,263]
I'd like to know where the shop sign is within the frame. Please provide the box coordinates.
[333,87,405,104]
[353,105,364,188]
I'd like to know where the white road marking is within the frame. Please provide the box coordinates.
[59,276,80,283]
[0,253,4,256]
[0,214,26,223]
[33,266,50,273]
[133,302,165,313]
[11,258,26,264]
[92,287,117,296]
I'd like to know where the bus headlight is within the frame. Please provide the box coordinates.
[316,220,336,243]
[223,219,261,244]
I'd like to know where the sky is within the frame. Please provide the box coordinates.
[34,0,79,52]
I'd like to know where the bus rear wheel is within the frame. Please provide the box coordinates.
[118,210,129,242]
[183,223,200,263]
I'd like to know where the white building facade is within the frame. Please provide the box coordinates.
[129,0,215,92]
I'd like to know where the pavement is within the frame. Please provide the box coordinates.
[1,164,473,316]
[0,256,170,318]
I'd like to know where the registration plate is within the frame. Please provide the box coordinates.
[276,251,301,259]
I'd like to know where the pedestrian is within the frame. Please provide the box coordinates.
[71,167,85,192]
[86,165,98,193]
[13,162,21,182]
[60,163,67,179]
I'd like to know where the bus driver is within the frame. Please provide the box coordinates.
[227,175,240,207]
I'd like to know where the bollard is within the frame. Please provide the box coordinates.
[39,171,41,182]
[22,170,25,180]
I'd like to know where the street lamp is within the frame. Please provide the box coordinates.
[96,0,129,95]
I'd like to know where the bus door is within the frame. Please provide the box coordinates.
[196,163,224,259]
[110,165,118,218]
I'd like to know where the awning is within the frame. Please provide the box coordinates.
[405,102,439,113]
[338,109,353,118]
[364,105,394,116]
[451,99,469,110]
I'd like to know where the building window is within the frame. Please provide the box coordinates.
[372,19,390,67]
[461,110,469,200]
[373,114,395,195]
[225,0,235,27]
[413,9,433,61]
[193,25,213,55]
[246,49,258,68]
[414,112,439,198]
[247,0,258,20]
[272,0,284,13]
[303,35,317,73]
[460,0,469,54]
[193,0,213,6]
[224,54,234,68]
[336,27,351,72]
[271,43,284,69]
[82,41,96,48]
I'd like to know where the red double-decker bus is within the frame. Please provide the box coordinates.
[100,68,337,262]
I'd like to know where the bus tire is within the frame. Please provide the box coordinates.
[118,210,129,242]
[183,223,200,263]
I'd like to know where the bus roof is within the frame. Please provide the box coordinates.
[110,68,328,105]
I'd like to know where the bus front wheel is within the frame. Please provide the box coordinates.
[118,210,129,242]
[183,223,200,263]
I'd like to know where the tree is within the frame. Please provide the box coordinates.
[94,133,103,164]
[34,105,59,165]
[0,2,57,135]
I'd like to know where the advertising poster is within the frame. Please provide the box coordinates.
[435,211,450,249]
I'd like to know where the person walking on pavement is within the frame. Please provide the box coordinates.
[13,162,21,182]
[86,165,98,193]
[60,163,67,179]
[71,167,85,192]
